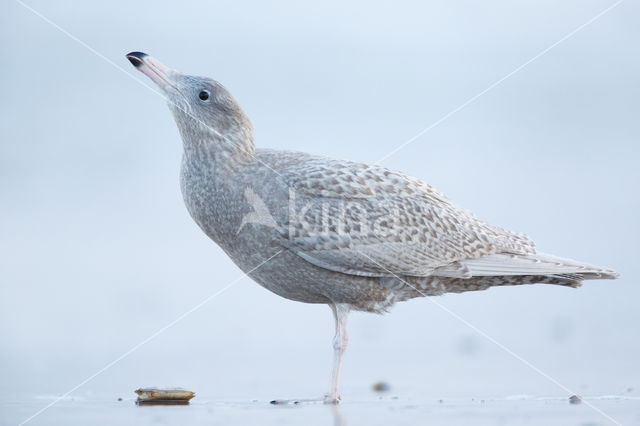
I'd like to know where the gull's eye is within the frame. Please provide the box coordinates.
[199,90,210,101]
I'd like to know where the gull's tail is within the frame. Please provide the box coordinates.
[434,252,619,287]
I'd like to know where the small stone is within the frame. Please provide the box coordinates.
[372,382,390,392]
[117,398,123,401]
[569,395,582,404]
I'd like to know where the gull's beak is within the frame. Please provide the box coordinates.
[126,51,176,92]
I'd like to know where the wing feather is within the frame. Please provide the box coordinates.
[435,252,619,279]
[273,154,536,277]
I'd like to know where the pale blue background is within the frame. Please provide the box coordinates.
[1,0,639,424]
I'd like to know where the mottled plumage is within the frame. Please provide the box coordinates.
[127,52,618,403]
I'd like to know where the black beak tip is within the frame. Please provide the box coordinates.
[126,51,147,68]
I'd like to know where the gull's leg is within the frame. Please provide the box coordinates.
[324,303,350,404]
[270,303,350,406]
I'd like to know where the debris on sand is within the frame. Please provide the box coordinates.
[569,395,582,405]
[372,382,391,392]
[135,388,195,405]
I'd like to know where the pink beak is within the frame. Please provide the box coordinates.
[126,51,177,92]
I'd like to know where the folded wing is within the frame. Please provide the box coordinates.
[275,155,537,278]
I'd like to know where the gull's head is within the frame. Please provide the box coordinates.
[126,51,252,150]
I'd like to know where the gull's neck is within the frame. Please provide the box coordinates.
[178,118,255,174]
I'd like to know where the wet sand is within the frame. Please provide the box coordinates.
[4,394,639,426]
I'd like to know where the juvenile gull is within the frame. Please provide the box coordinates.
[126,52,618,404]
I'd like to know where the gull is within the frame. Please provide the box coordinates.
[126,51,618,404]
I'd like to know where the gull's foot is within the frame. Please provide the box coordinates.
[323,393,341,404]
[269,395,341,405]
[269,398,323,405]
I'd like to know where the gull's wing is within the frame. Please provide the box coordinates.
[272,154,536,278]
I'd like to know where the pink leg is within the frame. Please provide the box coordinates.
[270,303,350,406]
[324,303,349,404]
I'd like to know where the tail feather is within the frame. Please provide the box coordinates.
[434,252,619,281]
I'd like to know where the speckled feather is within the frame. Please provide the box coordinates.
[268,150,537,277]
